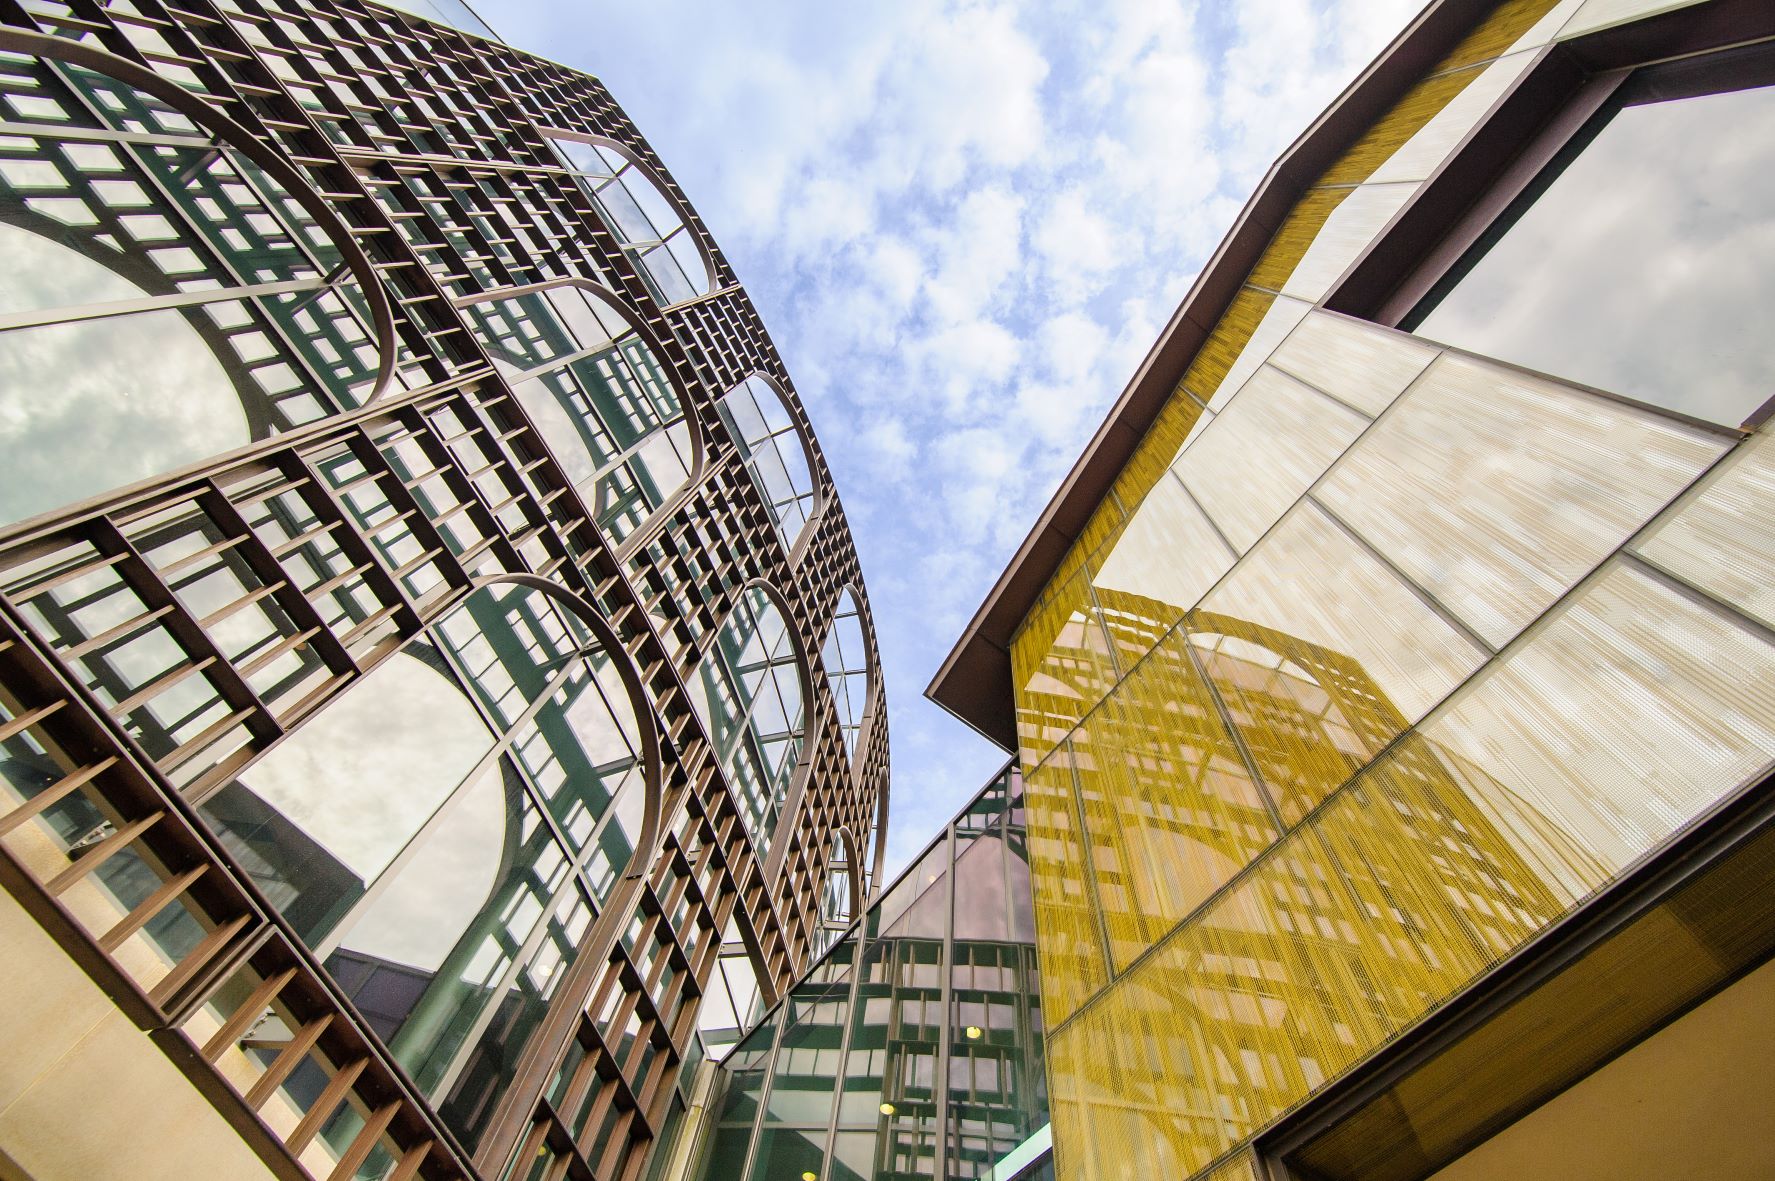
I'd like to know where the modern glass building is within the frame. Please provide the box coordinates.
[0,4,888,1181]
[927,0,1775,1179]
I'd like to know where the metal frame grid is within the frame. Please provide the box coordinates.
[0,3,888,1181]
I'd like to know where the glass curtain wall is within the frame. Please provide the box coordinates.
[195,579,648,1150]
[0,52,386,528]
[464,282,694,544]
[697,765,1049,1181]
[546,136,711,306]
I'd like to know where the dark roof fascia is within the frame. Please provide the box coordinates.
[925,0,1495,750]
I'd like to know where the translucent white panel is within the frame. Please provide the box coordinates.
[1280,182,1418,301]
[1205,295,1312,412]
[1635,430,1775,632]
[692,586,807,844]
[1316,353,1724,649]
[1269,310,1437,417]
[1176,366,1370,554]
[1558,0,1707,38]
[1369,52,1538,185]
[1428,560,1775,885]
[1199,501,1486,724]
[1091,471,1235,623]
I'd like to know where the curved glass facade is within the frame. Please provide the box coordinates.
[465,283,694,544]
[0,9,884,1181]
[199,580,647,1148]
[690,584,807,847]
[720,374,819,550]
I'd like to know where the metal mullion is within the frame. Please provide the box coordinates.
[287,448,425,637]
[177,0,477,380]
[413,410,527,574]
[342,427,469,595]
[0,117,212,148]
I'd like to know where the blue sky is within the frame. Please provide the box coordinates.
[480,0,1423,877]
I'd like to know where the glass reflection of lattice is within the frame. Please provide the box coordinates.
[821,588,870,762]
[720,374,819,550]
[547,136,710,305]
[691,586,806,846]
[466,283,693,544]
[0,54,385,526]
[189,581,644,1151]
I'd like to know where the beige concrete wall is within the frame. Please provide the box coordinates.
[0,886,282,1181]
[1431,955,1775,1181]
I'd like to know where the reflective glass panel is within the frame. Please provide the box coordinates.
[470,285,693,543]
[0,58,384,527]
[821,589,870,761]
[690,586,806,846]
[720,374,818,549]
[1195,501,1487,822]
[547,137,712,305]
[1408,46,1775,426]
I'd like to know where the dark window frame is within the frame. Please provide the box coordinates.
[1322,0,1775,428]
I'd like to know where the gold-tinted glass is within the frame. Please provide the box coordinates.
[1316,353,1725,648]
[1194,501,1486,821]
[1089,472,1235,644]
[1012,567,1120,770]
[1023,753,1108,1026]
[1070,629,1279,966]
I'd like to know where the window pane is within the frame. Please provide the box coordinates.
[1408,52,1775,426]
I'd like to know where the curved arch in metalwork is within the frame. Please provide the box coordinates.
[542,130,717,306]
[718,372,822,554]
[456,278,705,546]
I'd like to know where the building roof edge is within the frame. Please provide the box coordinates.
[925,0,1495,750]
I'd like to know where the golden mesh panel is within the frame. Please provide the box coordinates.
[1177,286,1280,398]
[1011,568,1121,769]
[1024,753,1110,1026]
[1316,65,1488,187]
[1072,629,1278,953]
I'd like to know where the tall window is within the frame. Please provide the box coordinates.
[1404,42,1775,428]
[0,50,388,528]
[821,588,870,762]
[719,374,818,551]
[196,580,649,1149]
[465,282,695,544]
[690,585,806,846]
[546,135,712,306]
[812,835,857,959]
